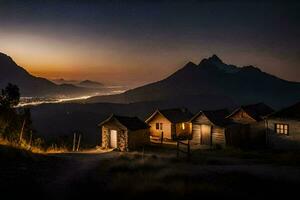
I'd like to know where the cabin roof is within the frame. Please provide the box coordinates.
[146,108,193,123]
[227,103,274,121]
[268,101,300,120]
[191,109,230,126]
[99,114,149,131]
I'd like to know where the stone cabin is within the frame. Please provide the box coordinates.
[226,103,274,147]
[266,101,300,149]
[99,114,150,151]
[145,108,193,141]
[190,109,229,148]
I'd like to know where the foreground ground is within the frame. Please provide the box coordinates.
[1,144,300,199]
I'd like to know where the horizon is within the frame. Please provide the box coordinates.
[0,0,300,87]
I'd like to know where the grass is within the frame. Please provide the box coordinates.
[0,137,68,154]
[1,143,300,199]
[71,151,300,199]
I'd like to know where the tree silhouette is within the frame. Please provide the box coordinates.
[0,83,20,108]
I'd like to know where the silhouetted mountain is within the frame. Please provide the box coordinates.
[87,55,300,108]
[51,78,79,85]
[0,53,95,97]
[78,80,104,88]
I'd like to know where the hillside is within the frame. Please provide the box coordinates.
[86,55,300,108]
[0,52,95,97]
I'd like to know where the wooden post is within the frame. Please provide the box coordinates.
[187,140,191,160]
[72,133,76,152]
[161,132,164,144]
[19,119,26,143]
[142,146,145,163]
[28,133,33,149]
[176,140,179,158]
[265,119,269,147]
[76,134,81,152]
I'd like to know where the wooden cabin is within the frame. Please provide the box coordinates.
[190,109,229,148]
[226,103,274,147]
[266,102,300,149]
[99,114,150,151]
[145,108,193,141]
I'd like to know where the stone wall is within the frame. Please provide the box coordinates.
[101,126,109,149]
[118,130,128,151]
[101,124,128,151]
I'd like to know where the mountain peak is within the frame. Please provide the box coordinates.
[208,54,223,63]
[199,55,239,73]
[78,79,103,88]
[184,61,197,68]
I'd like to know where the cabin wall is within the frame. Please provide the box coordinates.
[191,124,201,145]
[101,121,128,151]
[117,130,128,151]
[193,114,212,124]
[225,124,250,147]
[227,110,267,147]
[267,118,300,149]
[229,110,257,124]
[248,121,266,146]
[212,126,226,147]
[175,122,192,138]
[147,113,172,139]
[225,122,266,148]
[128,129,150,150]
[102,126,109,148]
[191,115,212,146]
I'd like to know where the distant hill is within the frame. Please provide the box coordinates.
[52,79,104,89]
[51,78,79,85]
[0,52,95,97]
[78,80,104,88]
[86,55,300,108]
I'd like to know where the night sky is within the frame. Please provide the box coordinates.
[0,0,299,86]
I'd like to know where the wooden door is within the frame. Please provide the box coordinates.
[200,125,212,145]
[110,130,118,148]
[192,124,201,145]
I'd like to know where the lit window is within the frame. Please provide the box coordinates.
[156,123,159,130]
[275,123,289,135]
[160,123,163,130]
[182,123,185,130]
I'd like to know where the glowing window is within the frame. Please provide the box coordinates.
[156,123,159,130]
[156,123,163,130]
[182,123,185,130]
[275,124,289,135]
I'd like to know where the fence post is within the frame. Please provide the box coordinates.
[176,140,179,158]
[72,133,76,152]
[142,146,145,163]
[76,134,81,152]
[187,140,191,160]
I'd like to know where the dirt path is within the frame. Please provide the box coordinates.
[43,150,119,198]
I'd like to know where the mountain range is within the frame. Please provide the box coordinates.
[0,52,96,97]
[86,55,300,108]
[52,79,104,88]
[1,51,299,108]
